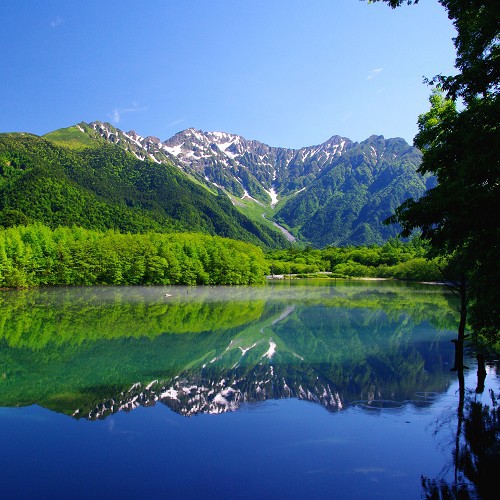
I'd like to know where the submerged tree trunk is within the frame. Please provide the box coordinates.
[475,353,486,394]
[452,274,467,372]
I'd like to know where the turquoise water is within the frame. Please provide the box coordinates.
[0,281,497,498]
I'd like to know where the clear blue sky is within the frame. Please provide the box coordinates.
[2,0,456,148]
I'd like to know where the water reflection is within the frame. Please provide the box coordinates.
[418,354,500,499]
[0,282,461,418]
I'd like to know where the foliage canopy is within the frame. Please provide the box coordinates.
[0,224,269,287]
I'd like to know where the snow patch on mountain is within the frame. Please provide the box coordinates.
[265,187,279,208]
[262,340,277,360]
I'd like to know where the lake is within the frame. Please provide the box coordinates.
[0,281,498,498]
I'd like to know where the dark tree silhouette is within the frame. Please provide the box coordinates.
[372,1,500,352]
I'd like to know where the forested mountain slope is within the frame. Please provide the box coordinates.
[0,133,287,248]
[274,135,435,246]
[51,122,431,246]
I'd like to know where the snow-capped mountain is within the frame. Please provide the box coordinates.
[162,128,351,204]
[52,121,429,246]
[87,121,351,206]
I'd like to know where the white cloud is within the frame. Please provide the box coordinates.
[376,87,386,94]
[367,67,383,80]
[50,16,63,28]
[108,103,147,123]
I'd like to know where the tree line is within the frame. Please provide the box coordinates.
[0,224,269,287]
[266,238,443,281]
[0,223,450,288]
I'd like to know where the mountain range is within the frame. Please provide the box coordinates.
[0,121,433,247]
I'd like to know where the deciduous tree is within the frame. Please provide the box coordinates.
[371,0,500,348]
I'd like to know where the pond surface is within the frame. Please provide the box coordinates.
[0,281,498,498]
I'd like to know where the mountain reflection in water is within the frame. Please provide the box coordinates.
[0,281,460,418]
[1,281,499,499]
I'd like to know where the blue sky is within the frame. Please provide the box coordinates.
[2,0,456,148]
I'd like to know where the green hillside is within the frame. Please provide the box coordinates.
[0,133,287,248]
[43,123,105,150]
[65,122,431,247]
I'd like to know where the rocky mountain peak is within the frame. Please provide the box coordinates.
[81,121,424,246]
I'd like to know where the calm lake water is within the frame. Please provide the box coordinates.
[0,281,498,498]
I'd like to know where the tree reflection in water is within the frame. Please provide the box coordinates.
[421,356,500,499]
